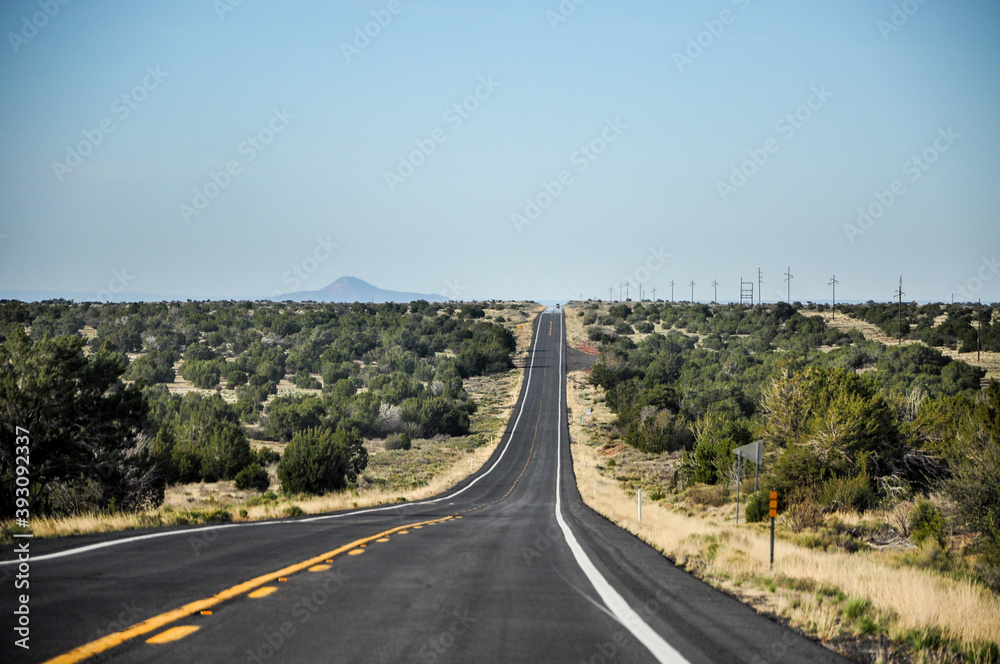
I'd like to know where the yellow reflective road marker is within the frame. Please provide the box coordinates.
[248,587,277,599]
[146,626,199,644]
[42,515,453,664]
[397,530,409,534]
[376,537,390,543]
[308,564,331,572]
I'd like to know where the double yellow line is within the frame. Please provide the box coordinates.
[45,515,456,664]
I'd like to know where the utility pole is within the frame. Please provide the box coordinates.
[670,280,675,302]
[652,287,657,301]
[784,267,793,304]
[757,268,762,306]
[619,281,622,302]
[829,275,839,319]
[638,284,643,302]
[625,280,630,301]
[711,279,719,303]
[608,286,613,302]
[689,280,696,303]
[978,298,982,361]
[895,276,905,345]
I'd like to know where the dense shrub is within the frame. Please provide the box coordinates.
[235,463,270,492]
[909,500,946,547]
[277,428,368,495]
[123,350,178,385]
[0,329,160,515]
[263,395,331,442]
[385,432,411,450]
[744,490,770,523]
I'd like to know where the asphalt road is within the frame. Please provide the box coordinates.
[1,309,851,664]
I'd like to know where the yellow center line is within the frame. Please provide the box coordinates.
[247,587,277,599]
[43,515,455,664]
[145,626,199,644]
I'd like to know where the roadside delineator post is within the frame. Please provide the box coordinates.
[769,489,778,570]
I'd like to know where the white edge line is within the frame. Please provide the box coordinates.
[552,311,690,664]
[1,312,547,567]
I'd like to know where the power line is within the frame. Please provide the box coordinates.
[669,280,675,302]
[757,268,762,306]
[711,279,719,303]
[784,266,793,304]
[689,279,695,303]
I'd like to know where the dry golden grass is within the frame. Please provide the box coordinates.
[565,371,1000,651]
[572,439,1000,646]
[240,439,505,520]
[25,511,165,539]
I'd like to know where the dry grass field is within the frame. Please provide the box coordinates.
[563,304,1000,662]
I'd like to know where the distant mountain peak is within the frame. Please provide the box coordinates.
[271,276,446,303]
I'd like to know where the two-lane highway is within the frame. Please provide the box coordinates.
[2,310,849,663]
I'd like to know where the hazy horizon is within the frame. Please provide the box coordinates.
[1,2,998,304]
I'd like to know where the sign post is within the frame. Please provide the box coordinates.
[769,489,778,570]
[732,440,764,525]
[735,456,742,524]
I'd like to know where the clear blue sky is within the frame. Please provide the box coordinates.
[1,1,998,303]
